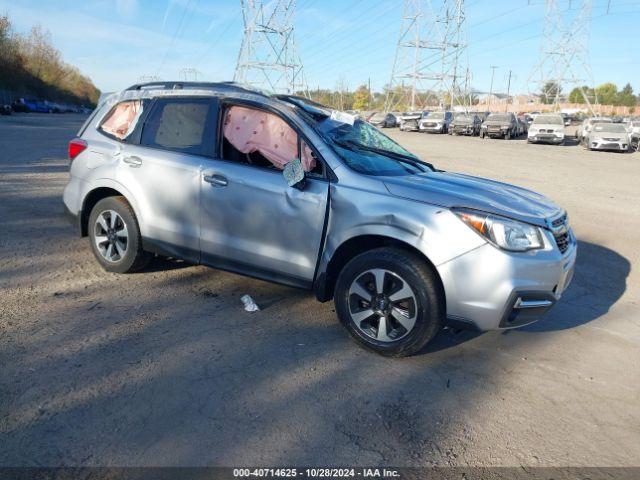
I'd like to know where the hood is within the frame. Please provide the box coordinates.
[591,132,628,141]
[452,118,473,125]
[531,123,563,129]
[401,114,422,120]
[383,171,562,227]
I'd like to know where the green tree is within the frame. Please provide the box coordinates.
[568,86,595,104]
[352,84,370,111]
[540,81,561,104]
[595,83,618,105]
[617,83,636,107]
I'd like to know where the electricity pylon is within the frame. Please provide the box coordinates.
[234,0,308,95]
[385,0,469,112]
[179,68,202,82]
[528,0,596,112]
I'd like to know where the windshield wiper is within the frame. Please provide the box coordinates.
[338,139,433,171]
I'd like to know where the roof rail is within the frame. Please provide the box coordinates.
[124,81,267,96]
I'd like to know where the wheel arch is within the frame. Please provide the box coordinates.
[314,234,445,304]
[80,184,139,237]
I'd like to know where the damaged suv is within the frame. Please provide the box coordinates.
[64,82,577,357]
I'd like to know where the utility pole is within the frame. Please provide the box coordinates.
[235,0,308,95]
[505,70,512,113]
[528,0,596,113]
[489,65,498,110]
[385,0,470,112]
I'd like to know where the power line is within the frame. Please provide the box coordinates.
[156,0,196,77]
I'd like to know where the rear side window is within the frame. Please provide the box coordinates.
[141,98,215,156]
[99,100,144,141]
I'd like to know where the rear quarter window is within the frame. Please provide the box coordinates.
[141,98,216,156]
[98,100,144,141]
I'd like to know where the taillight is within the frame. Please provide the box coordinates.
[68,138,87,162]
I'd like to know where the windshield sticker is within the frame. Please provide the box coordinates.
[330,110,356,126]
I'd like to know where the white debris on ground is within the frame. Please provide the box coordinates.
[240,294,260,312]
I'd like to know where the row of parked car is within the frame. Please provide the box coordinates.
[0,98,92,115]
[367,110,639,153]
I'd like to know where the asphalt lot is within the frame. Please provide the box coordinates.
[1,113,639,467]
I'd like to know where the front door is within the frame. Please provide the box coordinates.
[199,104,329,286]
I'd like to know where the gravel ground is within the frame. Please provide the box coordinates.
[1,113,639,467]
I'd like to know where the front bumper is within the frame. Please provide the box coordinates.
[589,140,628,151]
[529,134,564,144]
[400,121,419,131]
[484,128,509,138]
[419,124,443,133]
[451,125,475,135]
[438,232,577,330]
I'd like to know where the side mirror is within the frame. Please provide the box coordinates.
[283,158,306,190]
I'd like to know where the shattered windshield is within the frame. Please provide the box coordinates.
[429,112,445,119]
[454,114,473,121]
[315,116,432,176]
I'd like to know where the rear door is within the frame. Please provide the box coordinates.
[115,96,218,261]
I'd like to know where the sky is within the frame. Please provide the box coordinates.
[1,0,638,96]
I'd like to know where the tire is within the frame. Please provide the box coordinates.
[334,247,444,357]
[88,196,151,273]
[505,131,511,140]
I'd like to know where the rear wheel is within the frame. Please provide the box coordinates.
[334,247,444,357]
[88,196,151,273]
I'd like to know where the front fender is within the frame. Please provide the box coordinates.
[316,182,486,284]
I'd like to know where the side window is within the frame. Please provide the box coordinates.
[141,99,213,155]
[221,105,322,176]
[99,100,144,141]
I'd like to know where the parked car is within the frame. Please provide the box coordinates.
[624,119,640,136]
[449,113,481,136]
[399,111,427,132]
[419,111,453,134]
[527,114,565,145]
[583,122,630,152]
[368,112,398,129]
[630,132,640,152]
[516,116,528,136]
[480,113,519,139]
[63,81,577,357]
[576,117,612,143]
[561,113,572,126]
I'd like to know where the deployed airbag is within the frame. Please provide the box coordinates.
[223,106,316,172]
[100,100,143,140]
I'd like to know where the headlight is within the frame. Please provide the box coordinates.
[453,208,545,252]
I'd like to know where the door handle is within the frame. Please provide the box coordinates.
[123,156,142,167]
[203,174,228,187]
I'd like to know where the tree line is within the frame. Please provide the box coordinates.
[0,14,100,106]
[541,81,638,109]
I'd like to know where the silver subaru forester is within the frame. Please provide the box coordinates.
[63,82,577,357]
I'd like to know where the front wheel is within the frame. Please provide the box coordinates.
[88,196,151,273]
[334,247,444,357]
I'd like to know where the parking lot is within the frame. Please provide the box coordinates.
[1,113,639,467]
